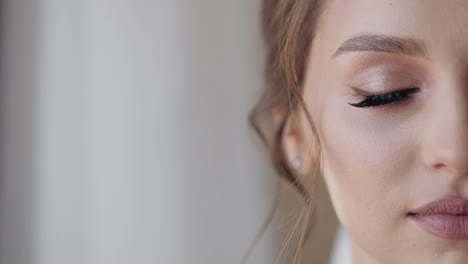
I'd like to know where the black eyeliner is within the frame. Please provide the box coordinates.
[348,87,420,108]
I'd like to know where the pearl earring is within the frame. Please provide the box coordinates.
[292,156,302,169]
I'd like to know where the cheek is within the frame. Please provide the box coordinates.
[320,116,405,220]
[309,97,419,258]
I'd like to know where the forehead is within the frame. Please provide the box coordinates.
[317,0,468,60]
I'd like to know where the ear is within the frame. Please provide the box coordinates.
[280,109,317,176]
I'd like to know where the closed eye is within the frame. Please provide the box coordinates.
[348,87,420,108]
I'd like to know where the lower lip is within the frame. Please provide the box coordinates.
[408,214,468,240]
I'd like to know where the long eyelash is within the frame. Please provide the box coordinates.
[348,88,420,108]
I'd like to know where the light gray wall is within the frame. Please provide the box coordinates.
[0,1,339,264]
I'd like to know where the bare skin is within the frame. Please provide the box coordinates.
[283,1,468,263]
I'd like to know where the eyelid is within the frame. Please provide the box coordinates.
[349,85,420,97]
[339,54,428,89]
[350,85,395,96]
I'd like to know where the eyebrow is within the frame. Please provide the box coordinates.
[331,33,427,59]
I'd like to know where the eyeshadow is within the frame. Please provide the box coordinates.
[337,52,429,93]
[351,64,422,93]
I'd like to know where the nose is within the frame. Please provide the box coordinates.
[422,80,468,177]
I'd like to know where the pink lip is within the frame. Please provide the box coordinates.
[408,196,468,240]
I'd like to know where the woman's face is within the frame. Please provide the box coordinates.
[301,0,468,263]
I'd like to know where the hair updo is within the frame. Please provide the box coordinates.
[248,0,326,263]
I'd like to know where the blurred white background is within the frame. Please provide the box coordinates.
[0,1,340,263]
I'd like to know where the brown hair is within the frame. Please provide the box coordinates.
[246,0,326,263]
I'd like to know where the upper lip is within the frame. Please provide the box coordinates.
[408,196,468,216]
